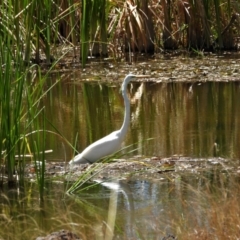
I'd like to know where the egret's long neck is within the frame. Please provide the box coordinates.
[119,80,131,140]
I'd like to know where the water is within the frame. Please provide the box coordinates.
[43,80,240,160]
[2,69,240,239]
[1,171,239,239]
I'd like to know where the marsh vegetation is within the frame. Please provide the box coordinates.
[1,1,240,239]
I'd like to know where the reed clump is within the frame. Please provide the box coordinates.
[1,1,239,67]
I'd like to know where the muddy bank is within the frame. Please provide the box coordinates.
[25,156,240,183]
[47,52,240,83]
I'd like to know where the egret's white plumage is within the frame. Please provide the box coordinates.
[69,74,148,165]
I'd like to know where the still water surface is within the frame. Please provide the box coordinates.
[44,79,240,160]
[2,75,240,239]
[1,170,239,239]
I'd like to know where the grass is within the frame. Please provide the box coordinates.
[67,147,135,194]
[66,137,154,194]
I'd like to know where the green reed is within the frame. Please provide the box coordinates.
[0,0,73,195]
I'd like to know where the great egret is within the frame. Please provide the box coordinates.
[69,74,149,165]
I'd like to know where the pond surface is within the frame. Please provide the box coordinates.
[44,78,240,161]
[1,170,240,239]
[2,56,240,239]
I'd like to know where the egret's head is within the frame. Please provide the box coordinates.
[121,74,150,92]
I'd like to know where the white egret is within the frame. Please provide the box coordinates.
[69,74,149,165]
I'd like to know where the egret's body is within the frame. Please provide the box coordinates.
[69,74,147,165]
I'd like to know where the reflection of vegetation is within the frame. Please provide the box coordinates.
[0,182,110,239]
[140,82,240,158]
[1,171,240,239]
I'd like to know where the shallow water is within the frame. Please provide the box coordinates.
[43,79,240,161]
[1,170,240,239]
[2,57,240,239]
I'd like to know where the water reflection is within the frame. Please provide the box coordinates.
[1,170,239,239]
[12,78,239,239]
[43,80,240,161]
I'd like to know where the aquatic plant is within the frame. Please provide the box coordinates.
[0,1,238,67]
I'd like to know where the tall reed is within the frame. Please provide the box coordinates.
[0,1,54,193]
[1,1,239,69]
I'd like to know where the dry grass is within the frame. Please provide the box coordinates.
[172,174,240,239]
[186,194,240,239]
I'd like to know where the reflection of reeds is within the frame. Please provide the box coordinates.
[1,170,240,239]
[140,81,240,159]
[123,171,240,239]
